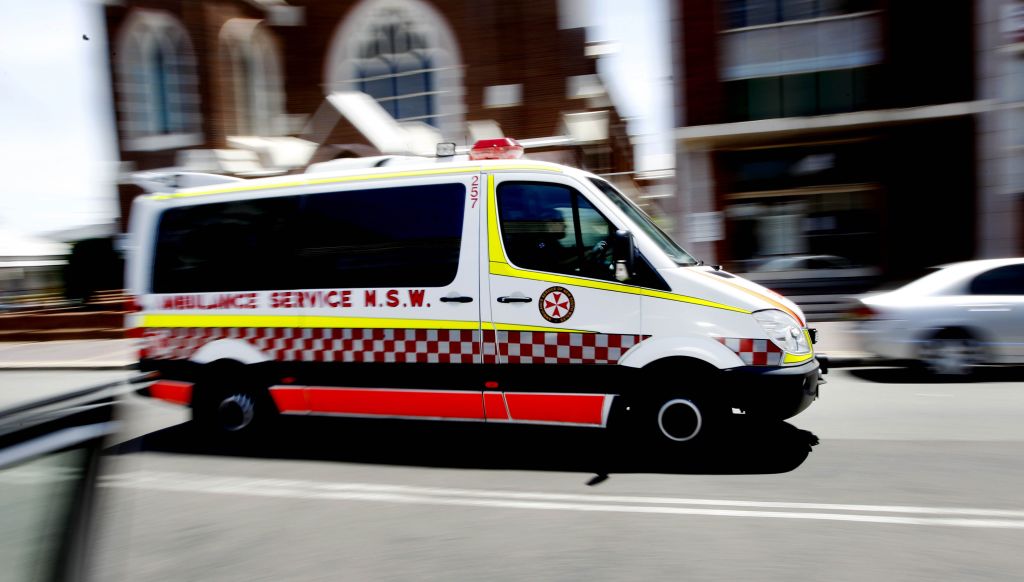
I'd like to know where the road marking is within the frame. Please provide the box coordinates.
[100,471,1024,530]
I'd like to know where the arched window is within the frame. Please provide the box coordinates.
[220,19,285,137]
[325,0,464,137]
[117,10,202,150]
[353,16,434,122]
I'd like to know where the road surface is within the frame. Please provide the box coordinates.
[5,367,1024,581]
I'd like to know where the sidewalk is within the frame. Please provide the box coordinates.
[0,322,871,370]
[0,339,137,370]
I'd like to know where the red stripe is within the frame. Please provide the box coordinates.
[149,380,193,406]
[503,393,606,425]
[299,387,485,420]
[483,392,508,420]
[269,387,309,413]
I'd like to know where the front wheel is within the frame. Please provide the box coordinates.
[626,392,727,446]
[919,330,986,377]
[656,398,705,442]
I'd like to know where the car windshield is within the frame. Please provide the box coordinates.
[588,178,699,266]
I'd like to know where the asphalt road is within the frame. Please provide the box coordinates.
[5,367,1024,581]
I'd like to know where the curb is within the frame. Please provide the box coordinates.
[0,363,137,371]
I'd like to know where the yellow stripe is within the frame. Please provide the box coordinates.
[692,269,804,325]
[781,330,816,364]
[140,314,594,335]
[783,352,815,364]
[484,170,748,315]
[489,262,751,314]
[140,315,479,330]
[150,164,561,201]
[486,174,509,264]
[493,322,594,334]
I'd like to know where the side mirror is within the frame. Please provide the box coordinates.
[612,229,635,282]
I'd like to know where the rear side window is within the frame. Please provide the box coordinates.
[297,183,465,288]
[152,183,466,293]
[969,265,1024,295]
[153,196,300,293]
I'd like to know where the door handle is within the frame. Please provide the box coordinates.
[497,296,533,304]
[440,296,474,303]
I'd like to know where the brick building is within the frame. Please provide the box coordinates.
[669,0,1022,280]
[104,0,634,227]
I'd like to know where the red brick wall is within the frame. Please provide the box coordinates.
[107,0,631,171]
[671,0,723,127]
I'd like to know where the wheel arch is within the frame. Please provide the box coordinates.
[916,323,993,348]
[618,336,745,370]
[192,338,273,365]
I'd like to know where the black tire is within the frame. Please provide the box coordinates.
[655,397,706,443]
[629,360,730,446]
[918,328,986,378]
[191,364,278,439]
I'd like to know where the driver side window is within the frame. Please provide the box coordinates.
[497,181,615,280]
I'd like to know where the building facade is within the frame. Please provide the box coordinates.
[670,0,1022,280]
[104,0,634,228]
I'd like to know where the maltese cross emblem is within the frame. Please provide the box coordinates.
[539,286,575,323]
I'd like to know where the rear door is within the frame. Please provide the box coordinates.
[965,264,1024,361]
[481,172,642,426]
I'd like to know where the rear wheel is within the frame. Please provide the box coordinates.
[214,392,258,433]
[919,329,986,377]
[192,365,277,439]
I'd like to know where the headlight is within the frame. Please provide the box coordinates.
[752,309,811,355]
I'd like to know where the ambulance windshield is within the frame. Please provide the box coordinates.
[588,178,700,266]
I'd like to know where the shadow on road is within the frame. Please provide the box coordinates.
[849,366,1024,384]
[107,415,819,479]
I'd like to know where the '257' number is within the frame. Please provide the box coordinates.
[470,176,480,208]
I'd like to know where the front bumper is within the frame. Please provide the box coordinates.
[722,358,823,420]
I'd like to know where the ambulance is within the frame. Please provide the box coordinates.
[127,138,823,444]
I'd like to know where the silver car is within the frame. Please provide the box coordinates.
[851,258,1024,375]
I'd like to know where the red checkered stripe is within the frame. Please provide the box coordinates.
[493,331,648,365]
[716,337,783,366]
[142,327,648,366]
[142,328,479,364]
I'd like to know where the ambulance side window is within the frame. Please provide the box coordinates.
[295,183,466,288]
[497,182,615,281]
[153,196,300,293]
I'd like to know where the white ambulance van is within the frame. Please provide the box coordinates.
[127,139,822,443]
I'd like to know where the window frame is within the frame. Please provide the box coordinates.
[495,179,670,291]
[150,182,469,294]
[496,181,610,280]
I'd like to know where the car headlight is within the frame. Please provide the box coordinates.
[753,309,811,355]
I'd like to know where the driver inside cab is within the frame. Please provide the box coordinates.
[498,182,615,280]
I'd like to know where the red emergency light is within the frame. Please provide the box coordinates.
[469,138,524,160]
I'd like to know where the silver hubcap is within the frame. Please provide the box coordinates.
[922,338,982,376]
[218,394,256,432]
[657,399,702,442]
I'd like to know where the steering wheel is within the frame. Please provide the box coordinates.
[583,240,612,274]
